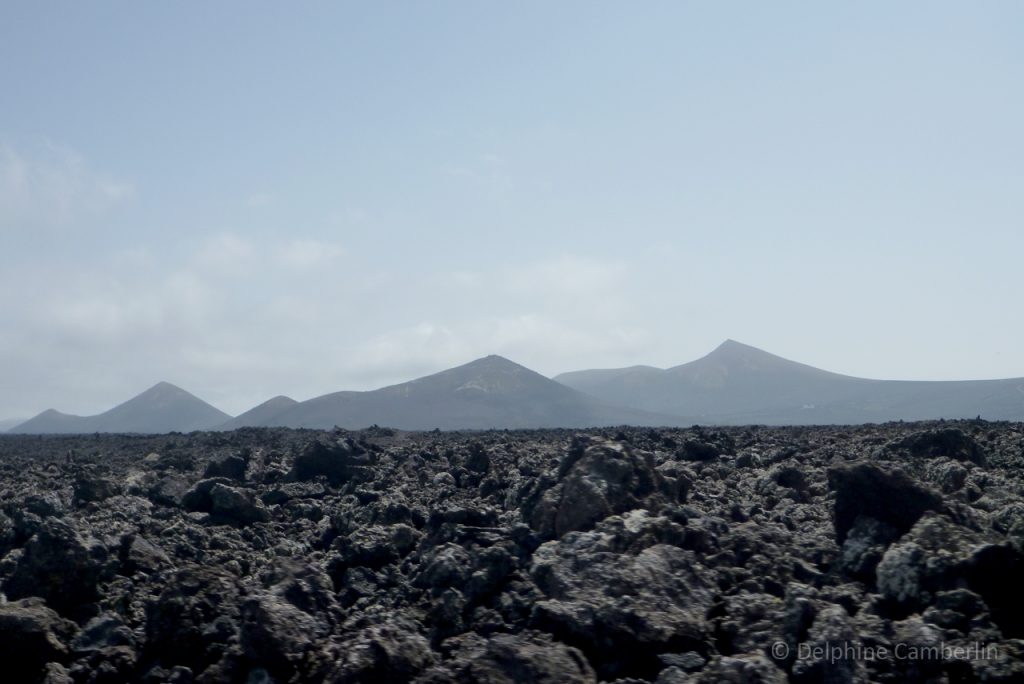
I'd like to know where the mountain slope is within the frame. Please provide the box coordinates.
[9,382,231,434]
[7,409,87,434]
[252,355,684,430]
[556,340,1024,424]
[0,418,27,432]
[217,395,298,430]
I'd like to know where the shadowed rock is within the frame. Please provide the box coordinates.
[0,598,78,683]
[417,631,595,684]
[827,462,944,543]
[896,428,987,465]
[289,438,375,485]
[523,438,674,539]
[5,518,112,616]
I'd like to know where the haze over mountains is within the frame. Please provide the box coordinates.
[7,341,1024,434]
[8,382,231,434]
[233,355,680,431]
[556,340,1024,424]
[0,418,26,432]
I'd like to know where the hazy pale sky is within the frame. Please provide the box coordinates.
[2,2,1022,418]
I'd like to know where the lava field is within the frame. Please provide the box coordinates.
[1,421,1023,683]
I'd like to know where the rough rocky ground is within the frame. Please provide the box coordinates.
[1,420,1023,683]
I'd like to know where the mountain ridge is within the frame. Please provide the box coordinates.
[9,382,231,434]
[8,343,1024,433]
[235,354,685,430]
[555,340,1024,423]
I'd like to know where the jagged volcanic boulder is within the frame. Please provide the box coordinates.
[73,469,122,504]
[289,437,375,485]
[203,452,248,481]
[896,427,987,466]
[181,477,269,526]
[119,534,173,575]
[209,482,270,525]
[142,566,242,677]
[327,615,437,683]
[416,631,595,684]
[68,612,139,683]
[0,598,78,682]
[682,654,786,684]
[522,438,678,539]
[827,462,944,543]
[5,518,112,616]
[529,512,714,680]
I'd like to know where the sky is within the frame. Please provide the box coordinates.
[1,2,1022,418]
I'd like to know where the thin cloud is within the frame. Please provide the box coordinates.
[278,238,345,269]
[0,140,133,230]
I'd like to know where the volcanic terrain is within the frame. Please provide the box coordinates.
[1,420,1023,682]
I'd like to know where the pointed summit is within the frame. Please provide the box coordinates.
[95,382,230,432]
[8,383,230,434]
[247,354,681,430]
[454,354,530,371]
[710,339,753,353]
[689,339,801,374]
[132,381,194,404]
[395,354,551,396]
[147,381,184,393]
[557,340,1024,423]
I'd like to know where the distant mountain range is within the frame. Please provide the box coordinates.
[555,339,1024,424]
[234,355,681,430]
[7,341,1024,434]
[8,382,230,434]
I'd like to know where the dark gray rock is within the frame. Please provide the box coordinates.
[412,542,473,589]
[834,515,900,582]
[827,462,944,543]
[25,491,65,518]
[143,567,241,675]
[289,438,375,485]
[203,453,248,481]
[209,483,270,526]
[790,604,865,684]
[72,612,135,654]
[417,631,594,684]
[330,523,419,572]
[240,594,320,680]
[897,428,987,465]
[530,522,714,680]
[677,439,721,462]
[0,510,15,554]
[148,474,192,507]
[74,470,122,504]
[327,615,436,683]
[41,662,75,684]
[119,534,173,575]
[0,598,78,683]
[524,438,669,539]
[180,477,235,513]
[464,442,491,474]
[5,518,112,615]
[688,654,787,684]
